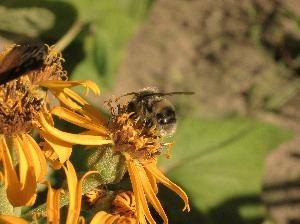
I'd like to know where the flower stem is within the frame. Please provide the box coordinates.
[55,20,84,52]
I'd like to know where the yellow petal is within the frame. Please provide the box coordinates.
[51,107,109,135]
[46,182,63,224]
[40,129,72,164]
[38,113,113,145]
[144,163,190,212]
[52,89,83,110]
[90,211,120,224]
[0,215,28,224]
[22,133,47,182]
[1,137,36,206]
[63,88,88,105]
[138,165,168,224]
[39,80,100,96]
[81,104,108,124]
[63,161,98,224]
[126,158,156,224]
[144,160,158,194]
[63,160,78,223]
[15,136,30,186]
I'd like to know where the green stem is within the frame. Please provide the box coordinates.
[55,20,84,52]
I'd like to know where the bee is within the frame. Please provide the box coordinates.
[0,44,47,85]
[124,88,194,137]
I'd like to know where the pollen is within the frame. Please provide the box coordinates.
[0,44,66,135]
[107,98,161,161]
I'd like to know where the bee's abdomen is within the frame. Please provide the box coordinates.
[156,107,176,125]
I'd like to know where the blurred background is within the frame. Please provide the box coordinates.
[2,0,300,223]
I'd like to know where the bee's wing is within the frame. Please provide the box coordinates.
[0,44,47,85]
[142,91,195,98]
[122,91,194,98]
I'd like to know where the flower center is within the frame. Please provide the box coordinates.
[108,101,162,160]
[0,76,45,135]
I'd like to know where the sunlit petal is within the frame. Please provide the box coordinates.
[81,104,108,124]
[63,88,88,105]
[51,89,82,110]
[40,129,73,164]
[126,157,156,224]
[51,107,109,135]
[90,211,120,224]
[144,163,190,212]
[22,133,47,182]
[0,215,28,224]
[63,160,98,224]
[46,181,63,224]
[139,165,168,223]
[38,113,113,145]
[0,137,36,206]
[39,80,100,96]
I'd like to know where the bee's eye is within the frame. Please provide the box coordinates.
[156,107,176,125]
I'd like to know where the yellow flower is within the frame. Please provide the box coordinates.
[90,211,136,224]
[90,191,137,224]
[112,191,136,219]
[0,215,28,224]
[0,134,46,206]
[45,98,190,224]
[0,44,102,206]
[125,155,190,224]
[46,160,97,224]
[0,160,96,224]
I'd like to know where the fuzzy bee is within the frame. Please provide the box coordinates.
[124,88,194,137]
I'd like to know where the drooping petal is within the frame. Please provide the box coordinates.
[63,160,79,223]
[0,137,36,206]
[40,129,73,164]
[38,113,113,146]
[51,89,83,110]
[138,165,168,223]
[144,163,190,212]
[144,160,158,194]
[62,88,88,105]
[46,182,63,224]
[38,80,100,96]
[63,160,98,224]
[126,157,156,224]
[0,215,28,224]
[51,107,109,135]
[22,133,47,182]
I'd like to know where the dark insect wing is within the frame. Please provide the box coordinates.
[123,91,195,98]
[139,91,195,98]
[0,44,47,85]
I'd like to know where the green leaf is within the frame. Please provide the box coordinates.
[60,0,152,91]
[158,116,293,224]
[0,5,55,37]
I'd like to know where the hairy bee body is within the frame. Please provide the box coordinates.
[125,88,193,137]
